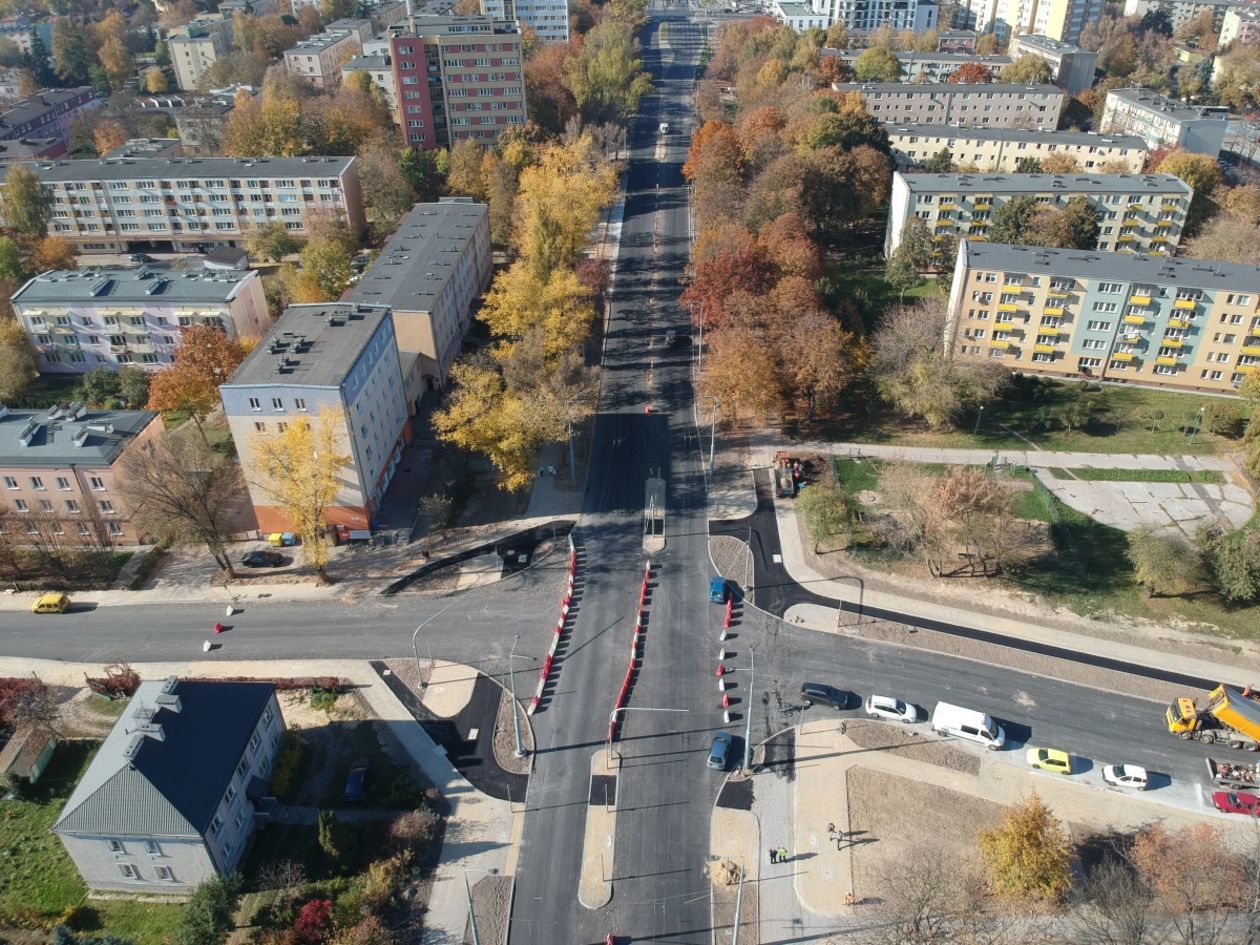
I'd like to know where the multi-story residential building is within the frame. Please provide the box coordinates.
[772,0,938,32]
[832,82,1065,129]
[0,403,163,547]
[220,0,281,15]
[0,88,97,145]
[1220,5,1260,46]
[1009,34,1098,95]
[0,137,65,164]
[937,29,979,52]
[219,302,410,532]
[481,0,569,41]
[821,49,1011,82]
[11,267,269,375]
[346,199,491,407]
[886,172,1192,257]
[956,0,1103,43]
[169,14,235,92]
[384,14,527,149]
[325,18,376,41]
[283,29,364,89]
[342,54,399,113]
[54,677,284,893]
[1,156,364,254]
[1100,87,1229,157]
[1123,0,1243,29]
[946,240,1260,393]
[888,125,1147,173]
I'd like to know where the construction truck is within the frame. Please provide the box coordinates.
[1206,756,1260,789]
[1166,684,1260,750]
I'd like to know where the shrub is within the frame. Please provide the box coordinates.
[1199,528,1260,603]
[317,812,358,869]
[977,793,1070,902]
[330,916,394,945]
[1203,401,1241,438]
[270,731,304,801]
[171,873,243,945]
[126,539,170,590]
[291,898,332,944]
[387,808,440,858]
[309,688,339,713]
[360,854,411,913]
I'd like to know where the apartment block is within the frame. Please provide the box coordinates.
[0,138,65,164]
[946,240,1260,394]
[0,17,51,56]
[0,88,97,145]
[832,83,1065,129]
[1009,34,1098,95]
[0,403,163,547]
[2,156,364,254]
[937,30,978,52]
[346,199,491,407]
[342,54,399,112]
[888,125,1147,173]
[169,14,235,92]
[772,0,938,32]
[385,14,527,150]
[1101,88,1229,158]
[219,303,410,532]
[11,268,269,375]
[956,0,1104,43]
[1220,5,1260,47]
[886,172,1191,257]
[284,30,364,89]
[1123,0,1241,29]
[821,49,1011,82]
[481,0,569,41]
[325,18,375,42]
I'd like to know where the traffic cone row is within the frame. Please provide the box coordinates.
[528,540,582,715]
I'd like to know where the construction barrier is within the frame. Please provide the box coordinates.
[527,538,581,716]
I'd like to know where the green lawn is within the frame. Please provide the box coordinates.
[1048,467,1224,484]
[825,262,942,333]
[319,722,431,811]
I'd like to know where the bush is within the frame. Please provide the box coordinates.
[387,808,440,859]
[291,898,332,944]
[1203,401,1241,438]
[1199,528,1260,603]
[270,731,304,801]
[172,873,243,945]
[126,539,170,590]
[317,812,358,869]
[360,853,410,913]
[309,688,339,713]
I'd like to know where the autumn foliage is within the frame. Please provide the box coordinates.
[147,325,248,429]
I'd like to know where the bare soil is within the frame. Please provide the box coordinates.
[709,535,749,584]
[55,687,123,738]
[710,862,758,942]
[842,720,979,776]
[277,689,370,808]
[466,874,512,945]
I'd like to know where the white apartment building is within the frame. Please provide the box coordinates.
[169,14,235,92]
[2,156,365,254]
[1123,0,1241,29]
[832,82,1065,129]
[1101,87,1230,157]
[772,0,938,33]
[341,54,399,113]
[956,0,1103,43]
[1220,5,1260,46]
[821,49,1012,82]
[481,0,569,41]
[283,30,364,89]
[886,172,1192,257]
[1009,34,1099,95]
[11,268,269,375]
[888,125,1147,172]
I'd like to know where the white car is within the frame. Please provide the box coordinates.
[1101,764,1149,791]
[863,694,920,723]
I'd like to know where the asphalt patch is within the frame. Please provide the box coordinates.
[716,777,753,811]
[590,774,617,806]
[761,728,796,782]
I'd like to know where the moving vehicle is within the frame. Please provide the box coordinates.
[800,682,852,710]
[1027,747,1072,774]
[128,252,153,263]
[1166,684,1260,750]
[1205,757,1260,790]
[931,702,1005,751]
[708,732,733,770]
[242,550,285,568]
[1102,764,1149,790]
[1212,790,1260,815]
[344,758,371,802]
[31,592,70,614]
[663,330,677,347]
[864,694,920,723]
[709,576,727,603]
[659,121,670,134]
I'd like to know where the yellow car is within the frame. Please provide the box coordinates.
[31,592,70,614]
[1026,747,1072,774]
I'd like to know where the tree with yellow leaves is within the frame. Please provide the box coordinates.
[31,236,77,272]
[477,263,596,358]
[249,406,348,583]
[977,793,1070,902]
[147,325,247,445]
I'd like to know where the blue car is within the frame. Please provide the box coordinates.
[708,732,733,770]
[344,758,370,802]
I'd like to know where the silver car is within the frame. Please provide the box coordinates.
[864,694,920,723]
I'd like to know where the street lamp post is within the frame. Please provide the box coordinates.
[709,398,718,474]
[743,646,754,771]
[1188,405,1206,446]
[410,595,467,690]
[463,870,483,945]
[973,403,985,436]
[508,633,525,759]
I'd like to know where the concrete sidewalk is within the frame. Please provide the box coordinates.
[2,657,519,945]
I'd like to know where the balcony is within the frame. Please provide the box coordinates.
[1043,306,1065,317]
[1239,365,1256,375]
[939,202,957,211]
[1123,314,1147,325]
[1160,338,1184,348]
[1128,294,1151,306]
[1034,344,1056,355]
[1048,289,1071,299]
[1161,201,1180,211]
[1037,328,1061,338]
[973,201,992,210]
[1155,355,1179,366]
[1110,351,1134,362]
[993,320,1017,332]
[997,302,1020,313]
[1120,220,1140,229]
[1242,345,1260,357]
[1173,298,1198,310]
[1117,235,1136,243]
[1167,317,1191,329]
[989,340,1010,350]
[1155,219,1174,228]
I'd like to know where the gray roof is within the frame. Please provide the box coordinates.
[1011,34,1088,55]
[55,678,274,838]
[896,171,1191,195]
[886,124,1146,149]
[343,54,391,70]
[9,155,354,183]
[0,138,61,160]
[223,302,393,389]
[101,138,183,160]
[286,30,360,53]
[393,13,520,35]
[346,200,487,315]
[326,17,372,28]
[823,48,1011,65]
[1105,87,1230,123]
[0,406,158,469]
[0,87,94,134]
[960,240,1260,293]
[11,267,257,306]
[834,81,1063,95]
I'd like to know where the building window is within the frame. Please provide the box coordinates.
[38,499,53,513]
[145,840,162,857]
[99,500,115,514]
[271,397,283,411]
[209,814,223,836]
[29,476,44,490]
[89,476,105,491]
[254,421,265,432]
[155,865,176,882]
[2,476,15,490]
[249,397,261,411]
[56,477,70,490]
[237,757,250,781]
[75,522,89,536]
[118,864,139,879]
[107,522,123,536]
[13,499,28,512]
[108,839,124,854]
[65,499,79,512]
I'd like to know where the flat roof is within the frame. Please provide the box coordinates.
[823,48,1011,64]
[961,240,1260,292]
[286,30,360,53]
[343,54,391,70]
[0,405,158,468]
[1106,87,1229,122]
[9,155,354,182]
[834,82,1063,94]
[224,302,392,389]
[346,200,487,313]
[12,267,256,305]
[0,87,93,133]
[1012,34,1089,54]
[896,171,1191,194]
[393,13,520,34]
[886,124,1146,149]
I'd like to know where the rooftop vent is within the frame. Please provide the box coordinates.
[72,427,89,447]
[85,422,114,434]
[88,278,112,297]
[18,418,38,446]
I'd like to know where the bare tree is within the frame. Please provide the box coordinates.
[1130,823,1246,945]
[1071,860,1164,945]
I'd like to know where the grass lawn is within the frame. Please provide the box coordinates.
[1048,467,1224,484]
[319,721,431,811]
[826,262,941,333]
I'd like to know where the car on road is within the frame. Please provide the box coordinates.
[242,550,285,568]
[664,330,677,347]
[31,592,70,614]
[1026,747,1072,774]
[863,694,920,723]
[1101,764,1149,790]
[1212,790,1260,815]
[128,252,153,263]
[345,758,371,802]
[708,732,733,770]
[800,682,853,711]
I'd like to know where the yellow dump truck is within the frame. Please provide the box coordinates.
[1167,684,1260,751]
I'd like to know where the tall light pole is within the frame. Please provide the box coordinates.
[463,870,483,945]
[1188,405,1205,446]
[743,646,755,771]
[709,398,718,473]
[411,595,469,688]
[973,403,985,436]
[508,633,525,759]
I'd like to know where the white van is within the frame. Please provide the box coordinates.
[931,702,1006,751]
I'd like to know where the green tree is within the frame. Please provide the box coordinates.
[1014,156,1044,173]
[1127,527,1200,598]
[922,148,953,172]
[51,18,95,85]
[2,165,54,239]
[891,215,934,271]
[999,54,1053,84]
[0,235,26,280]
[0,319,35,401]
[171,874,242,945]
[853,45,902,81]
[1033,196,1101,250]
[884,250,921,301]
[296,237,353,301]
[564,20,653,123]
[245,221,301,263]
[1198,528,1260,603]
[987,194,1039,246]
[400,147,445,202]
[76,367,123,406]
[118,365,151,408]
[978,793,1070,901]
[799,486,851,552]
[317,810,360,865]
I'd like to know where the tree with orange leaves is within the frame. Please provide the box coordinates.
[683,120,745,185]
[147,325,247,445]
[947,62,993,83]
[31,236,77,272]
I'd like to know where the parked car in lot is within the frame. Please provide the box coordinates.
[31,592,70,614]
[864,694,920,723]
[1101,764,1149,790]
[1212,790,1260,815]
[708,732,733,770]
[242,550,285,568]
[1027,747,1072,774]
[800,682,853,710]
[345,758,371,802]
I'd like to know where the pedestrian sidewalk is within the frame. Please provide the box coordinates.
[1,657,518,945]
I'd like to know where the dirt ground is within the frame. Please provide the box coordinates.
[276,689,369,807]
[710,859,758,942]
[842,720,979,776]
[466,873,512,945]
[55,687,125,738]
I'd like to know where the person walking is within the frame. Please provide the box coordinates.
[769,848,777,864]
[778,846,788,863]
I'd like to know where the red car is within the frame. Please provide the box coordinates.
[1212,790,1260,815]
